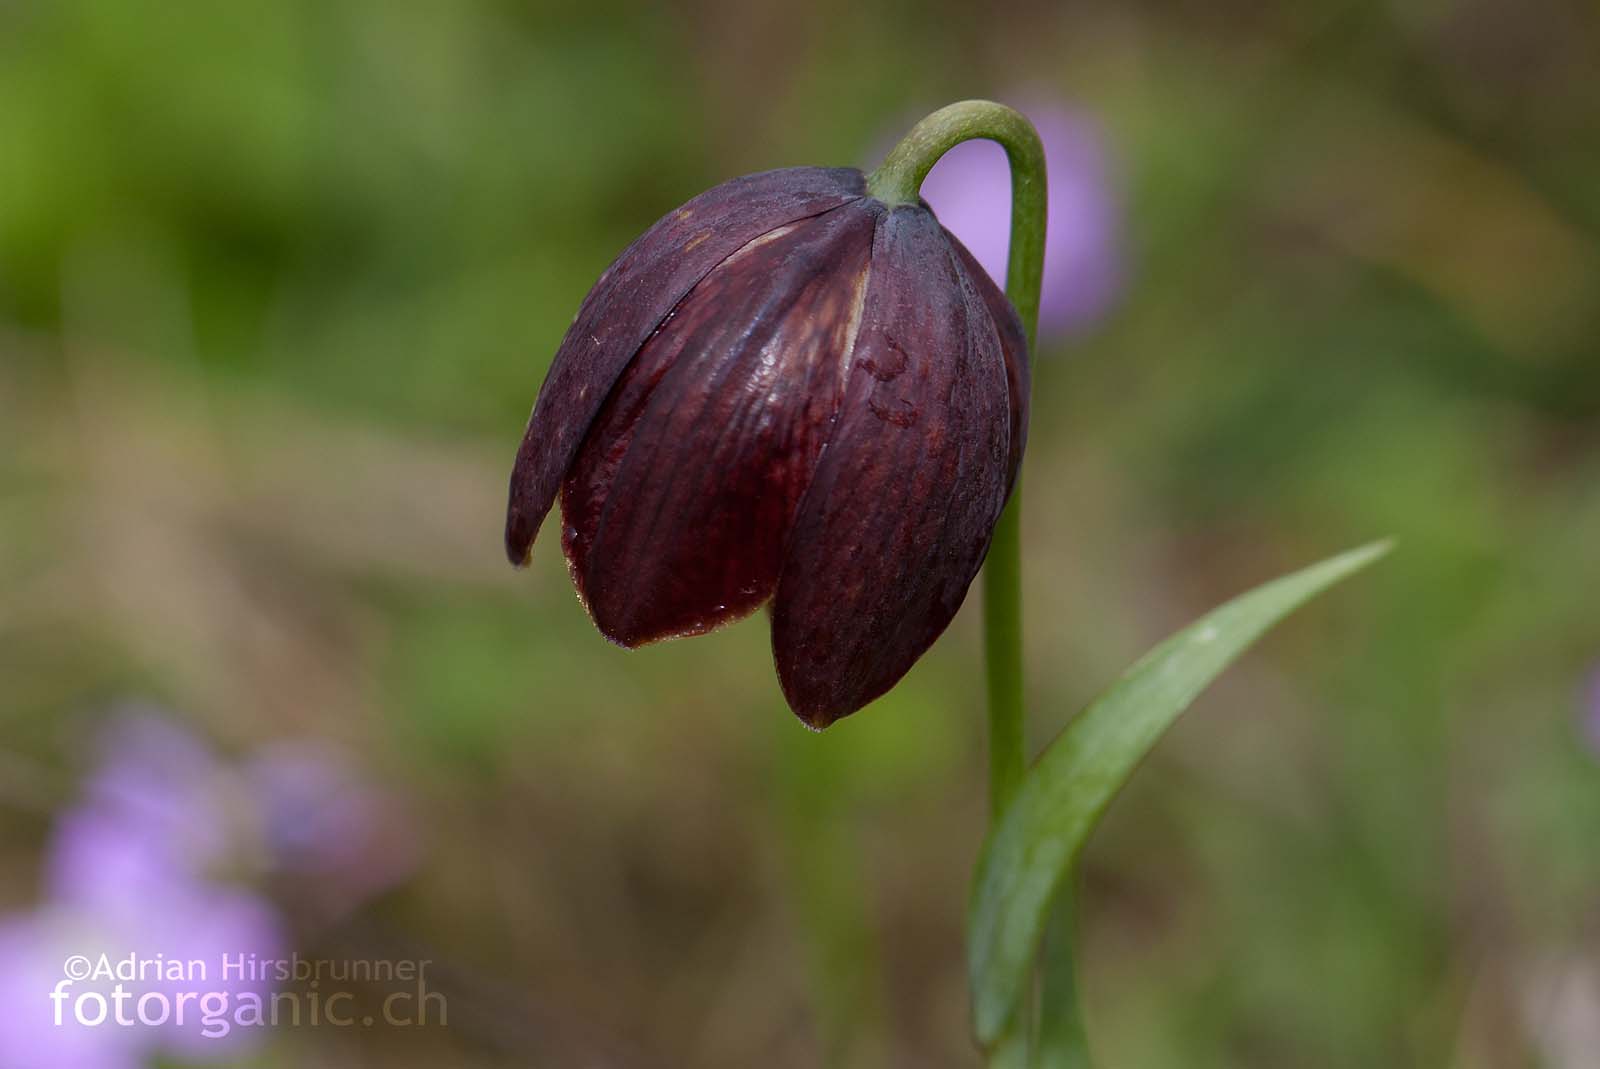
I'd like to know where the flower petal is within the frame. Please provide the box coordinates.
[946,231,1030,495]
[772,207,1013,727]
[562,201,881,646]
[506,167,867,565]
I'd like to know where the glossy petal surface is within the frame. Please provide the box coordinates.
[562,201,881,646]
[772,206,1013,727]
[506,167,866,565]
[947,232,1030,494]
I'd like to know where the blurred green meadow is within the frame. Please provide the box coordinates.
[2,0,1599,1066]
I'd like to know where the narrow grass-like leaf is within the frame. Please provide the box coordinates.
[1035,889,1090,1068]
[967,541,1391,1047]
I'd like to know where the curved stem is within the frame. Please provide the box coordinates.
[867,100,1048,360]
[869,101,1045,819]
[870,99,1044,823]
[870,100,1057,1067]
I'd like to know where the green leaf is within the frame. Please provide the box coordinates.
[967,541,1392,1047]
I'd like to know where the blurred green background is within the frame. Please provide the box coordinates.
[2,0,1599,1065]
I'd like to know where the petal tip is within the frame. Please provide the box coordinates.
[776,671,857,731]
[504,511,536,568]
[587,597,760,652]
[793,706,839,732]
[595,623,648,651]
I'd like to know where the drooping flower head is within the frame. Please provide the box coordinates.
[506,167,1029,727]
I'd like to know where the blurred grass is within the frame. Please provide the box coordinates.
[3,0,1600,1065]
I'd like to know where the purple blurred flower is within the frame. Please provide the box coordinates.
[1582,667,1600,756]
[248,743,420,922]
[0,723,284,1067]
[916,100,1123,339]
[0,707,418,1067]
[0,913,144,1069]
[48,712,231,906]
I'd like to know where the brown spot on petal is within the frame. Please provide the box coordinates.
[867,396,919,427]
[858,332,910,382]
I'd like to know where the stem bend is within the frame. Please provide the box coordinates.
[870,100,1046,816]
[867,99,1047,353]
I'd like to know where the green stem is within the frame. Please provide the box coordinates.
[870,101,1067,1069]
[983,501,1026,817]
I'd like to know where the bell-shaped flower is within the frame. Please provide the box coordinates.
[507,167,1029,727]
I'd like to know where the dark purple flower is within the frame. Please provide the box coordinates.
[506,167,1029,727]
[917,103,1121,337]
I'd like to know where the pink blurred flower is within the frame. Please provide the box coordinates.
[915,100,1123,339]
